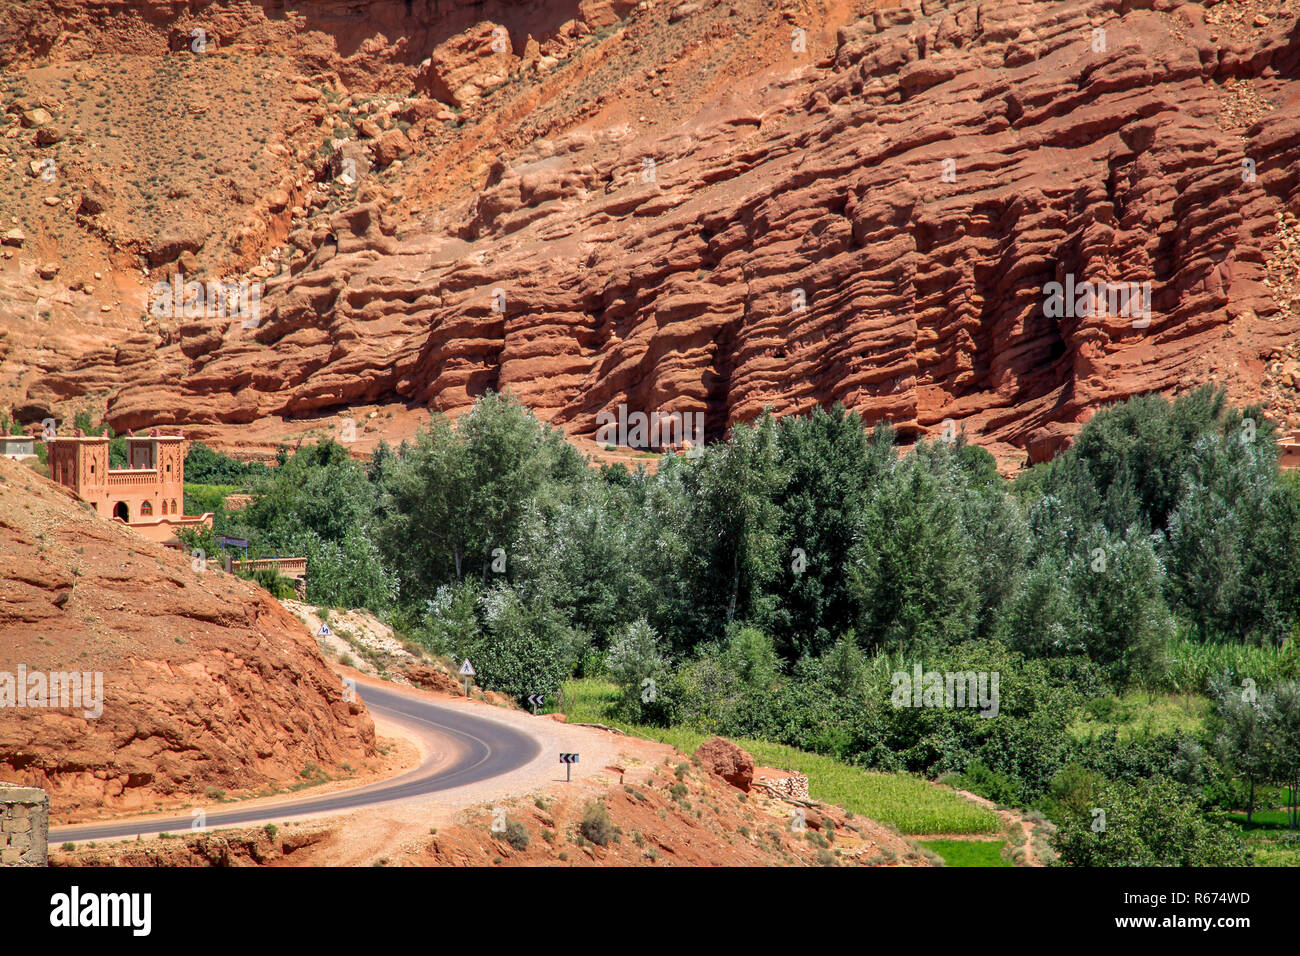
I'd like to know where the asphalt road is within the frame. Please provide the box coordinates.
[50,681,543,844]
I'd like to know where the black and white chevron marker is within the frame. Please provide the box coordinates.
[528,693,544,713]
[560,752,579,781]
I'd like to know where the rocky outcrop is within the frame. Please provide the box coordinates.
[61,0,1297,461]
[0,455,376,822]
[695,737,754,791]
[5,0,1300,463]
[0,0,611,79]
[53,824,333,867]
[416,21,520,108]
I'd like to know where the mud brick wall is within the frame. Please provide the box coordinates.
[0,783,49,866]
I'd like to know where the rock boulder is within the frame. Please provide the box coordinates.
[695,737,754,791]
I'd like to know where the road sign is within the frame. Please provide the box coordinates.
[528,693,544,714]
[560,752,579,782]
[459,659,475,697]
[319,623,333,637]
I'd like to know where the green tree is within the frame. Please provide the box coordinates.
[607,618,668,720]
[184,441,270,484]
[380,392,584,599]
[770,408,893,658]
[241,440,375,549]
[996,555,1083,658]
[1052,777,1249,866]
[822,636,870,701]
[419,581,482,655]
[608,618,667,688]
[1064,525,1172,684]
[675,413,786,643]
[1167,433,1297,642]
[458,586,585,704]
[1057,386,1261,533]
[509,481,650,645]
[302,526,396,610]
[847,443,978,654]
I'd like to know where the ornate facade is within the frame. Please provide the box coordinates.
[46,430,212,544]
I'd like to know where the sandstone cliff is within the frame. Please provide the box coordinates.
[3,0,1299,461]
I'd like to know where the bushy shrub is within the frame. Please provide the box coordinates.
[502,819,530,851]
[185,440,271,485]
[1052,777,1249,866]
[458,586,585,704]
[607,618,668,720]
[302,526,396,610]
[579,801,614,846]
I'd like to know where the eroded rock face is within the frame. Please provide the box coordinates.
[5,0,1300,463]
[416,21,520,108]
[695,737,754,791]
[0,456,376,822]
[71,0,1299,460]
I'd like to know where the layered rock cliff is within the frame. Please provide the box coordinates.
[4,0,1300,460]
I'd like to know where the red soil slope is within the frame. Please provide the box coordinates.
[0,455,376,821]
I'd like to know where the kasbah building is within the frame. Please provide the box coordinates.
[44,429,212,545]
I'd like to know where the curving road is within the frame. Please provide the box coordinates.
[50,680,543,844]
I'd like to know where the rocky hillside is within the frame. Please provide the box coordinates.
[0,455,377,821]
[2,0,1299,462]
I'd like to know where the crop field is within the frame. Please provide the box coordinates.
[920,840,1012,867]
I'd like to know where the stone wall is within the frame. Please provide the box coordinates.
[0,783,49,866]
[753,770,811,802]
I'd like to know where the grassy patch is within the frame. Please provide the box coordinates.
[1069,690,1209,743]
[558,678,1001,835]
[1224,805,1300,866]
[919,839,1012,867]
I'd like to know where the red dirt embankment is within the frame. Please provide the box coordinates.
[0,455,377,821]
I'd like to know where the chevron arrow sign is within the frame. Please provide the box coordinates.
[560,752,579,781]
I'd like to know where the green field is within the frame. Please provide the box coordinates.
[1156,637,1294,695]
[920,839,1012,867]
[1222,799,1300,866]
[557,678,1001,836]
[1069,690,1209,743]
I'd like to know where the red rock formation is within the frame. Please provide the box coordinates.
[6,0,1300,461]
[695,736,755,791]
[0,455,376,822]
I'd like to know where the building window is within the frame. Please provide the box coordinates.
[172,498,178,514]
[160,500,168,515]
[140,501,153,517]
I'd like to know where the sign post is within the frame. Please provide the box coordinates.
[527,693,544,715]
[458,659,475,697]
[560,752,579,782]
